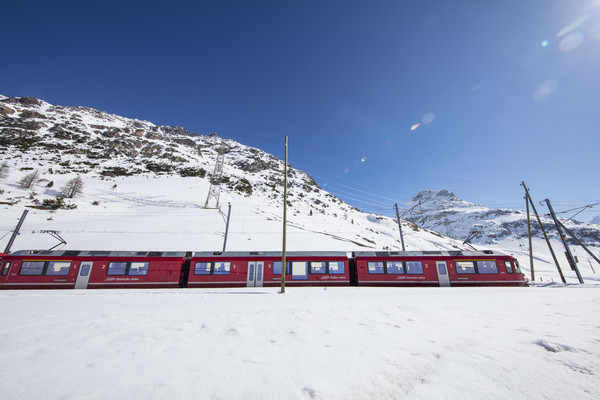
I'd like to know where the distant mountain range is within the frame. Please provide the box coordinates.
[399,189,600,248]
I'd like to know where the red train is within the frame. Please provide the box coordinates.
[0,249,526,289]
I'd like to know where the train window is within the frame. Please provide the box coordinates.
[129,262,149,276]
[291,262,308,280]
[438,264,447,275]
[2,262,11,276]
[107,262,128,275]
[514,262,522,274]
[213,262,231,275]
[406,261,424,274]
[194,262,211,275]
[311,262,326,274]
[80,264,91,276]
[46,261,71,276]
[455,261,476,274]
[329,261,345,274]
[368,262,385,274]
[387,261,404,274]
[20,261,45,275]
[273,261,291,275]
[476,261,498,274]
[504,261,514,274]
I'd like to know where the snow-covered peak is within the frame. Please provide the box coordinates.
[401,189,485,216]
[413,189,459,202]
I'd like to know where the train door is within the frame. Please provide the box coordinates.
[435,261,451,287]
[246,261,264,287]
[75,261,94,289]
[1,261,13,285]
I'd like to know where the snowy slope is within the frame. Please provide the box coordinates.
[0,95,469,254]
[1,95,599,285]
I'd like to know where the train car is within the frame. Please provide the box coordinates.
[354,250,527,287]
[187,251,351,288]
[0,250,186,290]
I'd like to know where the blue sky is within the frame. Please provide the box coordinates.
[3,0,600,221]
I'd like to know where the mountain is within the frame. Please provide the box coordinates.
[2,95,598,284]
[399,189,600,249]
[590,215,600,226]
[0,95,461,253]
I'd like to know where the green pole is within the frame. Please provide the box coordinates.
[281,136,288,294]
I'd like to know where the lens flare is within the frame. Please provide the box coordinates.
[410,123,421,131]
[559,33,584,52]
[589,23,600,41]
[470,83,483,93]
[541,40,549,47]
[557,15,590,37]
[533,80,558,101]
[422,113,436,124]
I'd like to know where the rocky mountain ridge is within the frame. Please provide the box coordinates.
[0,94,337,211]
[399,189,600,248]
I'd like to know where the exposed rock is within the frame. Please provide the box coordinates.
[172,137,197,148]
[141,143,162,157]
[161,126,190,136]
[3,97,43,107]
[0,104,15,116]
[145,132,162,140]
[20,110,46,119]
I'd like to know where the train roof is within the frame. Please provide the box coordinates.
[8,250,187,258]
[354,250,509,257]
[192,251,350,258]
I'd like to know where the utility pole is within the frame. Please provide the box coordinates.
[554,219,600,267]
[521,182,565,283]
[543,198,584,283]
[4,210,28,254]
[281,136,288,294]
[525,190,534,281]
[394,203,406,251]
[222,203,232,252]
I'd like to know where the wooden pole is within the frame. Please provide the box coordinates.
[522,182,565,283]
[544,198,584,283]
[525,190,534,281]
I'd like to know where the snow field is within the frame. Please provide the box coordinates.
[1,286,599,400]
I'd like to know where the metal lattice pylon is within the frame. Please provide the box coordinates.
[204,147,226,209]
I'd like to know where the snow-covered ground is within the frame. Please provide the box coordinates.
[1,286,599,399]
[2,96,600,399]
